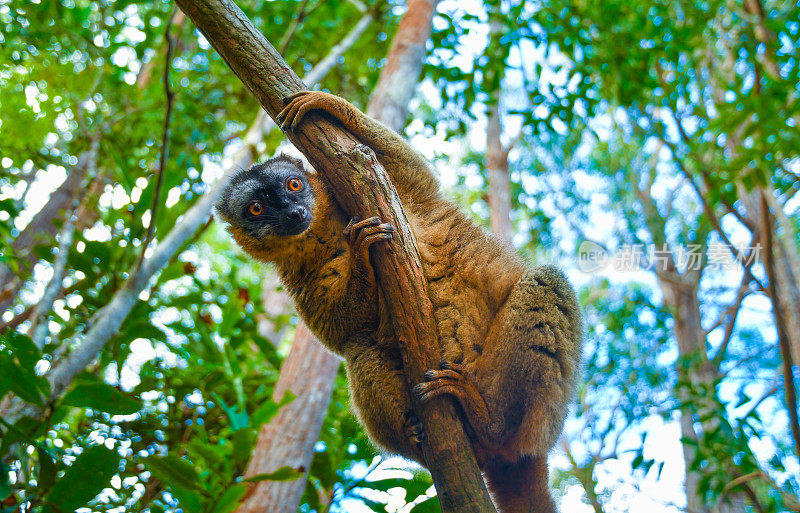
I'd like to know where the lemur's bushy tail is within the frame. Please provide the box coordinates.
[484,456,557,513]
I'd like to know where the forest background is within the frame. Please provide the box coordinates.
[1,0,799,512]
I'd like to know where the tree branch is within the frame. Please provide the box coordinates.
[710,272,751,366]
[277,0,313,56]
[759,190,800,459]
[29,210,77,348]
[136,7,178,271]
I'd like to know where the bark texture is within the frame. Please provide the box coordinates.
[238,5,438,512]
[173,0,495,511]
[660,278,715,513]
[758,191,800,459]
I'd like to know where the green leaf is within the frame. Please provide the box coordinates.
[301,479,322,512]
[62,381,142,415]
[43,445,119,513]
[309,448,337,489]
[233,429,256,467]
[188,438,225,470]
[252,390,295,427]
[210,483,248,513]
[215,394,249,431]
[0,358,44,406]
[37,446,57,492]
[3,333,41,368]
[0,462,12,501]
[145,455,204,491]
[170,485,204,511]
[252,334,282,369]
[244,466,304,482]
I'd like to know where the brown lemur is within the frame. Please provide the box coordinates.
[216,91,582,513]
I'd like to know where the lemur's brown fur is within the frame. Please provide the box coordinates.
[225,91,582,512]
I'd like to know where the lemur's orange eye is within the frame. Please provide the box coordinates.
[286,177,303,192]
[248,201,263,216]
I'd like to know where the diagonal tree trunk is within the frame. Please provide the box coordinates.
[173,0,495,511]
[236,2,447,511]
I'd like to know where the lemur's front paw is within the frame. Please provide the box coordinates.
[413,360,471,403]
[277,90,330,131]
[344,216,394,257]
[403,412,426,446]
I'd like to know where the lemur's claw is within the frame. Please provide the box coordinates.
[403,413,426,445]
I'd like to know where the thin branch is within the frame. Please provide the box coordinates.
[0,306,35,334]
[135,10,186,90]
[722,472,766,513]
[346,0,368,13]
[669,112,754,230]
[277,0,313,56]
[29,210,77,349]
[136,7,178,272]
[742,381,779,420]
[710,271,753,366]
[631,161,680,278]
[760,190,800,459]
[503,130,525,155]
[320,457,383,513]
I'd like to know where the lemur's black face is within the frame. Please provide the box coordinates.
[216,155,315,238]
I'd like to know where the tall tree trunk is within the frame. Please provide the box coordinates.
[738,185,800,456]
[366,0,437,132]
[485,99,512,245]
[173,0,496,511]
[738,185,800,370]
[256,271,292,345]
[658,272,748,513]
[659,279,713,513]
[635,149,753,511]
[238,3,443,511]
[237,324,340,513]
[763,195,800,366]
[741,0,800,378]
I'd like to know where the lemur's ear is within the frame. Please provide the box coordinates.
[277,153,305,170]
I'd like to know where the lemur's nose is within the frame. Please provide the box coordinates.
[288,206,307,222]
